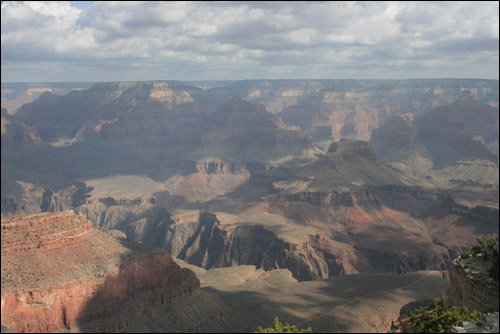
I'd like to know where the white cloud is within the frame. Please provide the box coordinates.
[1,1,498,82]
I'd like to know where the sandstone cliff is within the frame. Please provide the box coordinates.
[1,211,201,333]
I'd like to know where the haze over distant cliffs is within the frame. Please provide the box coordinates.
[371,90,499,192]
[1,79,498,285]
[1,82,95,114]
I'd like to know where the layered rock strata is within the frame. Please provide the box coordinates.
[1,211,200,333]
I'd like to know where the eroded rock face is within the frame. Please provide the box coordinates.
[447,256,499,313]
[1,211,200,333]
[118,208,453,282]
[161,216,340,281]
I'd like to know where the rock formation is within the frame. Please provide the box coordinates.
[416,91,499,168]
[274,139,410,193]
[447,254,499,313]
[371,91,499,187]
[1,82,94,114]
[278,79,499,140]
[191,96,317,166]
[15,81,206,143]
[1,211,200,333]
[2,79,498,288]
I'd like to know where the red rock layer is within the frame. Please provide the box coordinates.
[1,211,92,255]
[1,211,200,333]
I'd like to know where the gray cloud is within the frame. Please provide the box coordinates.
[1,1,498,82]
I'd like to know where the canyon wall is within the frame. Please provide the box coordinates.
[1,211,201,333]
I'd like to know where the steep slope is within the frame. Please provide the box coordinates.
[416,90,499,168]
[448,248,499,313]
[1,211,202,333]
[15,81,206,143]
[371,91,499,187]
[1,82,94,114]
[1,108,44,200]
[187,96,318,166]
[275,139,410,193]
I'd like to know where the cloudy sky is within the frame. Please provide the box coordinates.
[1,1,498,82]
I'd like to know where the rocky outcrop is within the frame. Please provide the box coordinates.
[448,255,499,313]
[177,159,242,175]
[370,115,418,163]
[1,211,201,333]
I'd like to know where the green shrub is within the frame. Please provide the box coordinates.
[255,317,312,333]
[460,250,470,259]
[391,299,483,333]
[468,236,499,280]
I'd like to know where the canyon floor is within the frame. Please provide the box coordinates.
[136,260,450,333]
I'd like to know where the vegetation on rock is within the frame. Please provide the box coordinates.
[390,299,482,333]
[460,236,499,280]
[256,317,312,333]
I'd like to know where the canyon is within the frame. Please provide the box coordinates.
[1,79,498,332]
[1,211,451,333]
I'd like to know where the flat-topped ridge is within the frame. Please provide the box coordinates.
[326,139,378,161]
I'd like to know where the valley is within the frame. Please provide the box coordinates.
[1,78,498,332]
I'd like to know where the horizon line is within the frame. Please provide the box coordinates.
[2,77,499,84]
